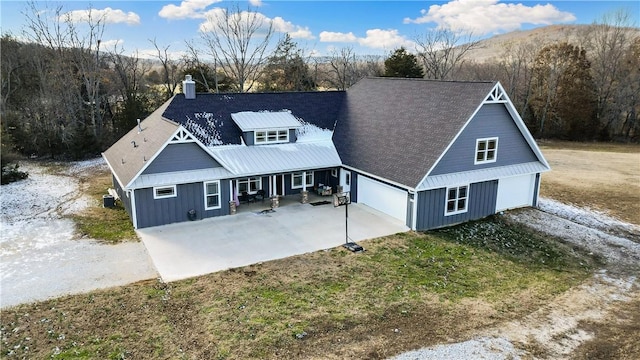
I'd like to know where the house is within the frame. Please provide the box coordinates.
[102,76,550,230]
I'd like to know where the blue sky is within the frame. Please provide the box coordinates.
[1,0,638,58]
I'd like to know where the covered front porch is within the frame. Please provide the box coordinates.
[228,168,341,214]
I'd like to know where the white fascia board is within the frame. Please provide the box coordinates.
[415,87,489,188]
[102,152,126,190]
[496,82,551,169]
[125,125,235,189]
[340,164,415,192]
[415,81,550,190]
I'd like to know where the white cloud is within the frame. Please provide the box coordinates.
[63,7,140,25]
[249,0,263,7]
[158,0,222,20]
[272,17,314,39]
[320,29,414,51]
[319,31,358,43]
[199,9,314,40]
[358,29,415,50]
[403,0,576,35]
[99,39,123,50]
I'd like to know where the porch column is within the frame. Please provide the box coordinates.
[300,171,309,204]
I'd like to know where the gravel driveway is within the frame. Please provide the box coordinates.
[0,160,158,309]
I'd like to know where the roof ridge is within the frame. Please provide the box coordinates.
[363,76,495,84]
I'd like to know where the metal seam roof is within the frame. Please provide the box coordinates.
[416,161,549,191]
[231,111,302,131]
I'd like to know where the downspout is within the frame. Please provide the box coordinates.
[130,190,138,229]
[409,190,418,231]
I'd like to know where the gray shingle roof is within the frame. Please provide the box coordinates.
[333,77,497,188]
[103,100,179,188]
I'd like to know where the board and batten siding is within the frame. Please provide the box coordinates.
[135,180,230,228]
[112,174,132,218]
[430,103,538,176]
[141,143,221,175]
[416,180,498,230]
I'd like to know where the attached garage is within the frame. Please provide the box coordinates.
[357,175,408,223]
[495,174,536,211]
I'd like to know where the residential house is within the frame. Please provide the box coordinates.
[102,76,549,230]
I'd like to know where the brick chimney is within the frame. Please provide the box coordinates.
[183,75,196,99]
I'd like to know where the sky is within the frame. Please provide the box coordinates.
[1,0,638,58]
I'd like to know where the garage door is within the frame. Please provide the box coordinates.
[496,174,535,212]
[358,176,408,222]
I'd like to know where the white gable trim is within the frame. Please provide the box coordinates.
[340,164,415,192]
[124,125,234,189]
[416,81,550,188]
[102,153,126,190]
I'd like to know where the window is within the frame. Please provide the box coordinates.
[475,137,498,164]
[204,181,221,210]
[254,129,289,144]
[237,177,261,194]
[153,185,176,199]
[445,185,468,215]
[292,171,314,189]
[331,168,338,177]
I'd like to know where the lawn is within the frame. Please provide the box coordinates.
[538,140,640,225]
[1,216,597,359]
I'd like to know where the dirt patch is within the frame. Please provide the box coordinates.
[539,147,640,225]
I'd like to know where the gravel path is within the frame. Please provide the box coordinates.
[0,160,158,309]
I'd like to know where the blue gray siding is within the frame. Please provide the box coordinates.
[416,180,498,230]
[112,175,132,217]
[243,131,255,146]
[142,143,220,175]
[135,180,230,228]
[430,104,538,175]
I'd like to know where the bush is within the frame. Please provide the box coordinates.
[1,162,28,184]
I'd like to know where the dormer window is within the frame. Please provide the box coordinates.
[255,129,289,144]
[232,111,301,146]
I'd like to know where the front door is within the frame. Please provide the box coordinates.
[340,169,351,193]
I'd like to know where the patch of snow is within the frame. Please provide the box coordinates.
[0,160,157,309]
[538,197,640,236]
[295,120,333,142]
[506,207,640,267]
[390,337,524,360]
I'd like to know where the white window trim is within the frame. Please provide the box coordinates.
[474,137,499,165]
[331,168,338,177]
[291,171,314,189]
[445,185,469,216]
[237,177,262,194]
[254,129,289,144]
[204,180,221,210]
[153,185,177,199]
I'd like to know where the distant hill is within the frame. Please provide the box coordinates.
[464,24,640,63]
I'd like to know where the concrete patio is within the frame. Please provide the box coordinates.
[137,199,409,282]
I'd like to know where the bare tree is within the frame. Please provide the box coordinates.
[581,9,639,139]
[415,28,480,80]
[23,1,107,140]
[106,43,152,135]
[199,4,274,92]
[325,47,360,90]
[150,38,184,100]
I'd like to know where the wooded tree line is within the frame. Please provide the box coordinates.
[1,4,638,164]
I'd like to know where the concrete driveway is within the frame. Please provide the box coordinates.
[137,202,409,282]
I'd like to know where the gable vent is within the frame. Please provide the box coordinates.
[484,85,508,103]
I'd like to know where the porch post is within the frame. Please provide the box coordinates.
[300,171,309,204]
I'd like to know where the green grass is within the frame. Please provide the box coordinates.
[69,169,137,243]
[1,216,598,359]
